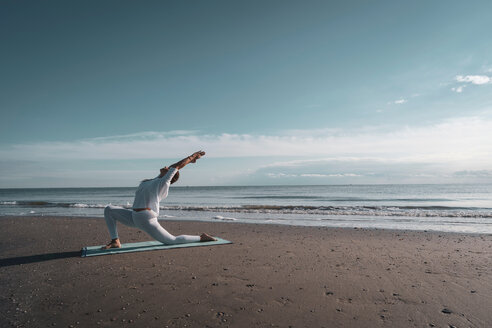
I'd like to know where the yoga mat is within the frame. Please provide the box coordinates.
[81,238,232,257]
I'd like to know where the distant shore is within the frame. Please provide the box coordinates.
[1,216,491,327]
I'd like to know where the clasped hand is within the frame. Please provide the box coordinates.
[190,150,205,163]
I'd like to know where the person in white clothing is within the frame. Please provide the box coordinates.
[102,150,215,249]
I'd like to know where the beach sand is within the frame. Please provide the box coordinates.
[1,216,491,327]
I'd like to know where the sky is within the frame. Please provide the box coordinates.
[1,0,492,187]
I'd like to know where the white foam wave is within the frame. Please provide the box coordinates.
[4,200,492,219]
[212,215,237,221]
[70,203,106,208]
[71,203,90,208]
[160,205,492,218]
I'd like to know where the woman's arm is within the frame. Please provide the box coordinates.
[170,151,206,170]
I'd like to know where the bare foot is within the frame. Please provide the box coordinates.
[200,233,217,242]
[101,238,121,250]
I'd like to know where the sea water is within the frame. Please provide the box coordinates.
[0,184,491,234]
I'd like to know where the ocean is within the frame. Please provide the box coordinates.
[1,184,491,234]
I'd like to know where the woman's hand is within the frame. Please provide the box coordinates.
[190,150,205,163]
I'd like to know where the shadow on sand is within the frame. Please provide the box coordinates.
[0,251,81,267]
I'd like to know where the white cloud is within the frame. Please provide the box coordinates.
[266,173,362,179]
[299,173,361,177]
[453,170,492,177]
[266,173,297,178]
[88,130,198,142]
[262,157,389,169]
[1,117,492,167]
[451,75,491,93]
[455,75,491,85]
[300,173,332,177]
[393,99,407,104]
[451,85,465,93]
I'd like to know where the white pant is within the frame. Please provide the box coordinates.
[103,205,200,244]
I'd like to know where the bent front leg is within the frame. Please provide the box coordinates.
[103,205,135,239]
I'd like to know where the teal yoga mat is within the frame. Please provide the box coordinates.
[81,238,232,257]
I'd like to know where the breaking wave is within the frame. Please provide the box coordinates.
[162,204,492,218]
[2,201,492,218]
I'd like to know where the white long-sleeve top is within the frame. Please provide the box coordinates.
[132,167,178,215]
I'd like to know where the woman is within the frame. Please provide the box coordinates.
[102,150,215,249]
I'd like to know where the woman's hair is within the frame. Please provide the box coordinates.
[171,170,180,184]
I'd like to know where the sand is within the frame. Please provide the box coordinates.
[1,216,491,327]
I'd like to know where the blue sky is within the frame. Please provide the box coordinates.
[1,0,492,187]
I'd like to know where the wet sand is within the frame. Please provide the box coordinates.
[1,216,491,327]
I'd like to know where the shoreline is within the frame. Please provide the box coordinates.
[1,216,491,327]
[2,214,491,236]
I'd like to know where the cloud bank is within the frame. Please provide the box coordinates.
[1,116,491,164]
[1,116,492,186]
